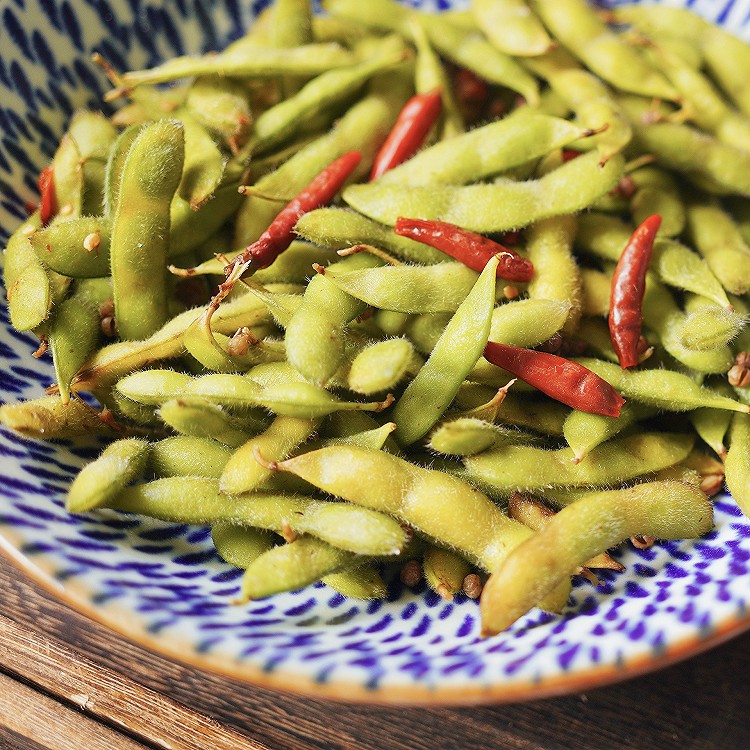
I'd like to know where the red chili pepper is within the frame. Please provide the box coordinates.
[37,165,57,226]
[483,341,626,417]
[394,217,534,282]
[608,214,662,369]
[561,149,582,162]
[241,150,362,270]
[369,89,442,181]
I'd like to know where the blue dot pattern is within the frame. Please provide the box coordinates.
[1,0,750,701]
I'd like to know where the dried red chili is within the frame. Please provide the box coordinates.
[369,89,442,180]
[483,341,626,417]
[37,165,57,226]
[394,217,534,282]
[213,151,363,309]
[608,214,662,369]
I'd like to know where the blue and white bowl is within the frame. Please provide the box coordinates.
[1,0,750,703]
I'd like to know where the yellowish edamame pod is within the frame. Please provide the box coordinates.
[66,438,150,514]
[481,481,713,634]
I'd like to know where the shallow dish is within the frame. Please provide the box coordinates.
[1,0,750,704]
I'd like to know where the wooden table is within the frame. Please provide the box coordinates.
[0,552,748,750]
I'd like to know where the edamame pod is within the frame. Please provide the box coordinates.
[270,444,571,612]
[150,436,233,479]
[110,120,185,340]
[481,481,713,634]
[107,477,409,557]
[463,432,695,494]
[376,112,594,187]
[66,438,150,513]
[322,261,479,314]
[391,255,499,446]
[575,358,750,413]
[29,217,112,278]
[294,208,445,264]
[725,413,750,517]
[115,44,356,92]
[220,415,318,495]
[0,396,113,440]
[343,151,625,232]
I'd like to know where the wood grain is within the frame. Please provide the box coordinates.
[0,670,146,750]
[0,553,748,750]
[0,613,265,750]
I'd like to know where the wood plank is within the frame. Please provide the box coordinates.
[0,670,147,750]
[0,613,266,750]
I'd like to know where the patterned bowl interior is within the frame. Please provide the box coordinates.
[1,0,750,703]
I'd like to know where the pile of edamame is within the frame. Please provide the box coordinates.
[4,0,750,635]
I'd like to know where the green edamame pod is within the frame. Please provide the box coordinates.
[525,215,581,334]
[575,357,750,414]
[110,120,185,340]
[67,110,118,216]
[642,275,734,374]
[3,212,53,332]
[530,0,677,100]
[211,523,276,569]
[258,382,392,419]
[104,124,142,216]
[220,415,318,495]
[410,16,464,139]
[678,297,747,352]
[347,338,421,395]
[623,113,750,198]
[52,134,84,218]
[428,418,526,457]
[66,438,150,513]
[322,261,479,314]
[150,436,233,479]
[108,477,408,557]
[271,444,571,613]
[343,151,625,232]
[689,402,732,461]
[463,432,694,494]
[322,565,388,600]
[177,113,226,210]
[473,0,552,56]
[481,481,713,634]
[423,545,471,600]
[391,255,499,446]
[116,44,356,91]
[186,76,253,153]
[294,208,446,264]
[48,294,100,404]
[158,397,260,448]
[285,253,381,386]
[241,536,358,601]
[725,413,750,517]
[629,166,685,238]
[29,217,111,279]
[579,268,611,318]
[563,402,655,464]
[376,112,594,187]
[685,199,750,296]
